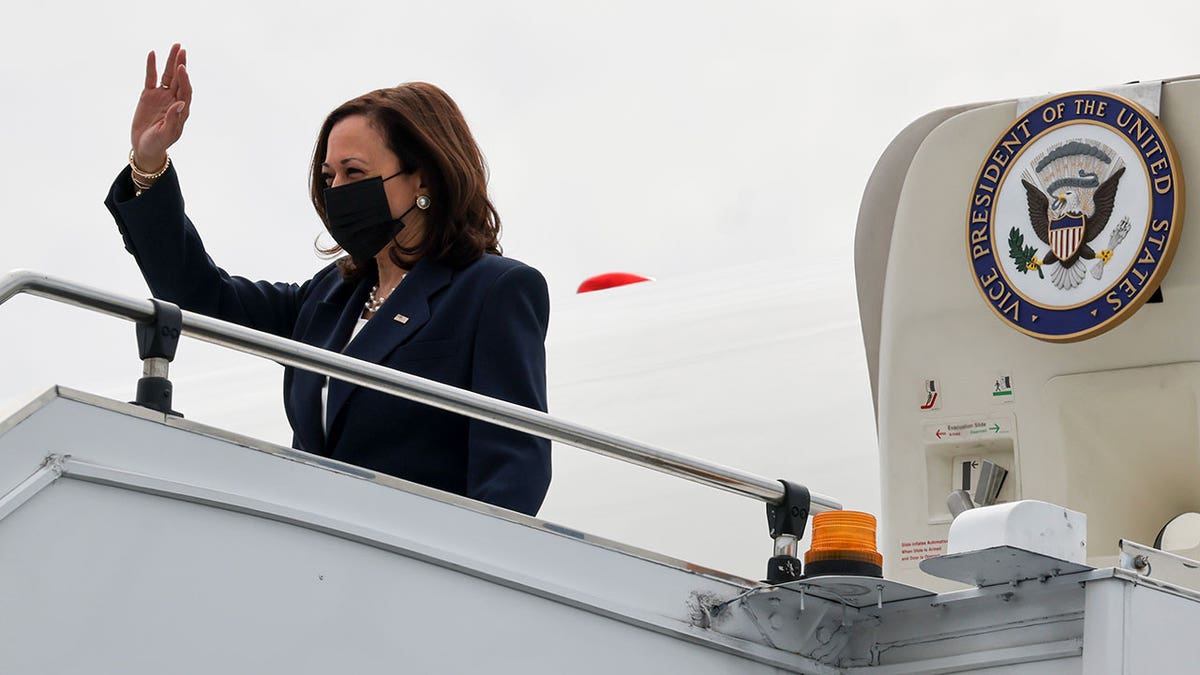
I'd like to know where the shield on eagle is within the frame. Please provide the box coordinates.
[1048,213,1086,261]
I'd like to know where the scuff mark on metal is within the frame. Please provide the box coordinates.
[686,590,726,630]
[739,593,782,651]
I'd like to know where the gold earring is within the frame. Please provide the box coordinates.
[416,194,431,210]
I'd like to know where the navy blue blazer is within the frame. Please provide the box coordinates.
[105,165,551,516]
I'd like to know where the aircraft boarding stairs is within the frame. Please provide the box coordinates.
[2,271,1199,674]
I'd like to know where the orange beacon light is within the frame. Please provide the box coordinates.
[804,511,884,578]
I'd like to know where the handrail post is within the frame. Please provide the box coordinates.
[132,298,183,417]
[765,480,811,583]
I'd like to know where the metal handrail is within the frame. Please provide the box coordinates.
[0,269,841,513]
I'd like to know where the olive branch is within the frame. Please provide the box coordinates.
[1008,227,1043,279]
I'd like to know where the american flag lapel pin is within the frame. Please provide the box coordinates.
[393,313,409,324]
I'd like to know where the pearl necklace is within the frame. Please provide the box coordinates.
[365,286,389,313]
[365,274,406,313]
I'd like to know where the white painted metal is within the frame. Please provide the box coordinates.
[4,388,1200,673]
[0,389,829,674]
[0,453,63,522]
[945,501,1087,563]
[1080,575,1200,674]
[1117,538,1200,592]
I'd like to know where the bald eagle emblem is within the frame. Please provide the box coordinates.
[1010,140,1129,290]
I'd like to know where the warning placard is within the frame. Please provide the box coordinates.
[898,538,948,563]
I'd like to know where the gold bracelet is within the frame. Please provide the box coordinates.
[129,149,171,181]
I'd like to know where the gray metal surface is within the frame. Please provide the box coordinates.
[0,269,840,513]
[1117,538,1200,593]
[141,356,169,378]
[781,576,933,610]
[6,389,1200,672]
[0,454,63,522]
[1080,574,1200,674]
[919,546,1093,587]
[729,561,1094,670]
[0,393,833,674]
[36,386,756,586]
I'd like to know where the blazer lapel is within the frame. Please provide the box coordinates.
[293,283,370,451]
[325,258,453,438]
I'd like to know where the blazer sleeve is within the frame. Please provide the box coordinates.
[104,164,307,338]
[466,263,552,516]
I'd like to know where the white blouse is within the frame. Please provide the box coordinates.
[320,317,369,435]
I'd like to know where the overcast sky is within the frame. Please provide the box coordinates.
[2,0,1198,576]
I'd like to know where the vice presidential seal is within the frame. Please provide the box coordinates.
[967,91,1184,342]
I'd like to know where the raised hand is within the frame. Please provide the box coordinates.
[130,43,192,172]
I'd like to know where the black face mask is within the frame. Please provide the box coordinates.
[323,172,417,261]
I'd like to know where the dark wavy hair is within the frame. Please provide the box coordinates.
[310,82,502,277]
